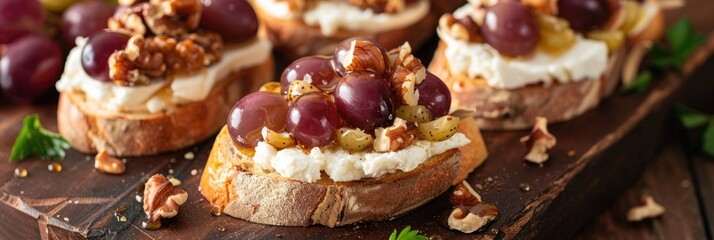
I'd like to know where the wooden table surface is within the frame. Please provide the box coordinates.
[1,1,714,239]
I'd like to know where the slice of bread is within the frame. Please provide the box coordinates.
[57,57,274,157]
[200,124,485,227]
[253,2,438,59]
[428,42,626,130]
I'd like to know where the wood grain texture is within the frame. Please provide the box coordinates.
[1,2,714,240]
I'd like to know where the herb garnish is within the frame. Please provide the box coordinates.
[9,115,70,162]
[623,18,705,92]
[389,226,428,240]
[676,105,714,157]
[650,18,706,69]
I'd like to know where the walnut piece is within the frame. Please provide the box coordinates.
[388,43,425,106]
[143,174,188,224]
[438,14,482,42]
[373,118,417,152]
[448,181,499,233]
[521,0,558,15]
[94,150,126,175]
[108,5,147,36]
[345,0,406,13]
[627,194,665,222]
[143,0,203,36]
[520,117,556,164]
[341,39,389,76]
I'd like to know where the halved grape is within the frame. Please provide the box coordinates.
[587,30,624,52]
[417,116,460,141]
[82,31,130,82]
[263,128,296,149]
[286,80,320,102]
[227,92,289,148]
[396,105,432,123]
[280,56,340,94]
[336,128,374,152]
[287,93,341,148]
[334,71,395,131]
[199,0,258,43]
[0,0,45,44]
[481,1,540,57]
[536,14,576,55]
[259,82,282,94]
[416,72,451,119]
[557,0,611,32]
[61,1,117,46]
[0,35,63,104]
[332,37,389,76]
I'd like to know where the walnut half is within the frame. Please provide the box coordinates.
[520,117,557,164]
[448,181,499,233]
[143,174,188,226]
[373,118,417,152]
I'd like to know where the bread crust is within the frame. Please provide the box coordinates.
[428,42,626,130]
[200,127,462,227]
[57,57,274,157]
[454,117,488,184]
[254,1,438,59]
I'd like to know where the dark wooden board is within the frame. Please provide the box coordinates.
[2,3,714,239]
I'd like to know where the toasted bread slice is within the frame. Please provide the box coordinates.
[200,127,475,227]
[57,57,274,157]
[428,42,626,130]
[253,2,438,59]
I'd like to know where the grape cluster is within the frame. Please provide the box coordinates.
[227,37,455,151]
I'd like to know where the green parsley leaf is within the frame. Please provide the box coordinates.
[389,226,428,240]
[649,18,705,69]
[703,121,714,157]
[622,71,652,93]
[9,114,70,163]
[676,105,712,128]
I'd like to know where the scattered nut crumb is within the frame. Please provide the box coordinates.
[520,117,556,164]
[217,226,226,232]
[191,169,198,176]
[567,150,576,157]
[170,158,177,164]
[184,152,195,160]
[168,169,174,174]
[64,217,69,222]
[136,195,143,203]
[627,194,665,222]
[519,183,531,192]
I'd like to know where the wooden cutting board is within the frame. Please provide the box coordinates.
[2,3,714,239]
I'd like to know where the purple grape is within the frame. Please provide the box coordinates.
[1,35,62,104]
[332,37,389,76]
[287,93,340,148]
[81,31,130,82]
[334,72,394,131]
[199,0,259,43]
[0,0,45,44]
[61,1,117,46]
[417,72,451,119]
[280,56,340,94]
[557,0,610,32]
[227,92,289,148]
[482,1,540,57]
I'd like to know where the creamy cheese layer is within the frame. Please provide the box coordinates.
[255,0,430,36]
[440,4,609,89]
[253,133,471,183]
[56,38,272,113]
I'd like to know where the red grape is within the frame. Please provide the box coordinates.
[199,0,258,43]
[0,0,45,44]
[332,37,389,76]
[61,1,117,46]
[82,31,130,82]
[334,71,395,131]
[482,1,540,57]
[227,92,289,148]
[557,0,610,32]
[0,35,62,104]
[280,56,340,94]
[287,93,341,148]
[417,72,451,119]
